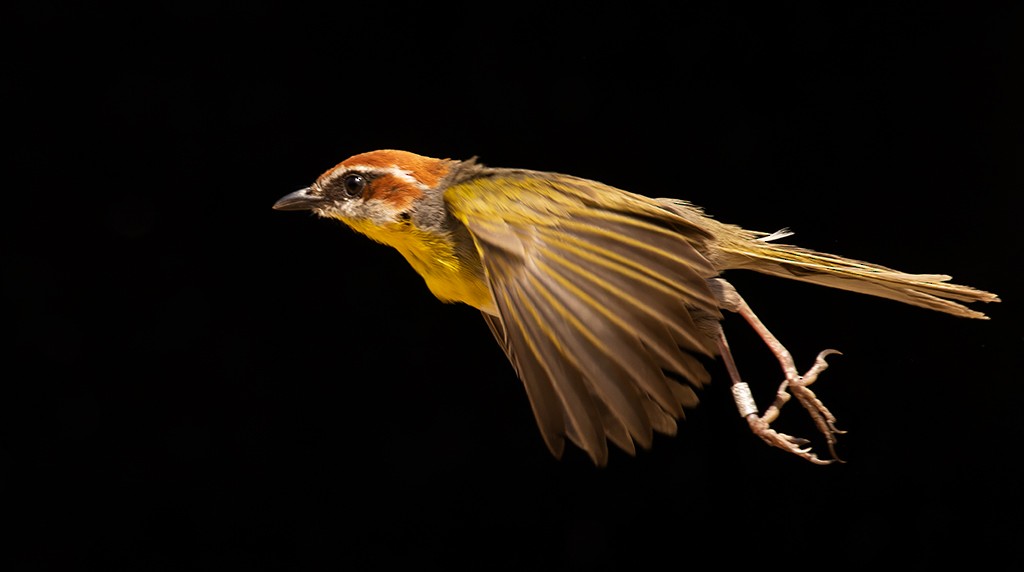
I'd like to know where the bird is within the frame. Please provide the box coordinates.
[273,149,999,466]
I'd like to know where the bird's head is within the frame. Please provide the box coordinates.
[274,149,494,309]
[273,149,458,239]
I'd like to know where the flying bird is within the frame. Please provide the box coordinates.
[274,149,999,466]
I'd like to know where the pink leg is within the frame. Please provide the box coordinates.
[710,279,846,464]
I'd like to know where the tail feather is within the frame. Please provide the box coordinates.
[722,241,1000,319]
[650,200,999,319]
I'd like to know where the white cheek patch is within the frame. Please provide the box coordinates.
[318,197,399,226]
[359,198,403,225]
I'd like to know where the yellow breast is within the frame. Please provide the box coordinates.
[345,218,495,312]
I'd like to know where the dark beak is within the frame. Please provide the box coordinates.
[273,187,327,211]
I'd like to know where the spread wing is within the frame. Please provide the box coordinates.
[447,170,723,465]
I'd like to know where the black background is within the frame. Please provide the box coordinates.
[5,2,1022,570]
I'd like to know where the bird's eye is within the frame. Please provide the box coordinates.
[341,173,366,198]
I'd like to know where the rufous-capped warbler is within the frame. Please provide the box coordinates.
[274,150,999,466]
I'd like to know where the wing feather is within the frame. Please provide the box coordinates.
[448,171,721,461]
[596,399,637,456]
[537,249,685,417]
[501,278,609,463]
[537,226,718,357]
[487,303,567,459]
[522,262,655,449]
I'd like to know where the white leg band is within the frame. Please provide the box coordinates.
[732,382,758,417]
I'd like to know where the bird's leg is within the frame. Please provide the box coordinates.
[708,278,845,464]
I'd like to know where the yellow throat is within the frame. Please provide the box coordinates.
[342,217,495,312]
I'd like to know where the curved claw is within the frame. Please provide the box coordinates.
[780,434,833,466]
[746,416,835,465]
[826,441,847,464]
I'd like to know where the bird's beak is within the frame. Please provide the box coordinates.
[273,187,326,211]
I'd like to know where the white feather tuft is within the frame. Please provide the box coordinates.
[758,228,795,242]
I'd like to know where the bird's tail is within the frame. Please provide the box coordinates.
[716,231,1000,319]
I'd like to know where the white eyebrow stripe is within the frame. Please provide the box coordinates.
[340,165,429,190]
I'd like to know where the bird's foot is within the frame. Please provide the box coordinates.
[788,349,846,462]
[742,349,845,464]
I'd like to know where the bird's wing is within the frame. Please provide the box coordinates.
[447,171,722,465]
